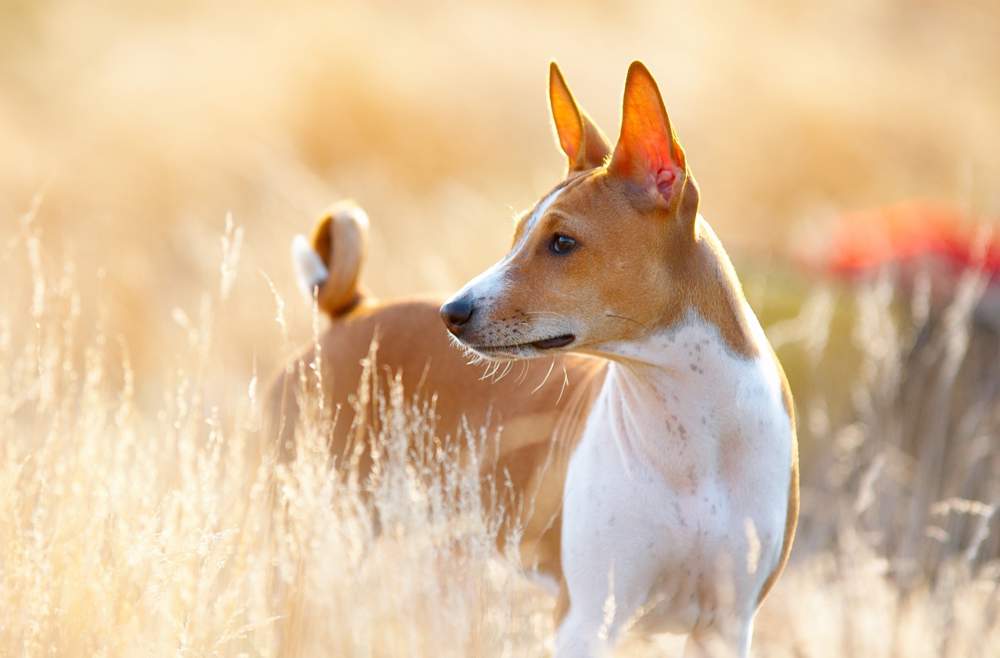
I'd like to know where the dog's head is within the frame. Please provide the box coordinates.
[442,62,701,360]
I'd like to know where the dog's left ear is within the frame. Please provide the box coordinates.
[549,62,612,174]
[608,61,697,220]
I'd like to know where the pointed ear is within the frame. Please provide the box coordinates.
[549,62,612,173]
[608,61,695,216]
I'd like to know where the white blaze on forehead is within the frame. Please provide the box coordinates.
[517,184,565,250]
[449,185,566,305]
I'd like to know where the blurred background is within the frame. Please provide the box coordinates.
[3,0,999,372]
[1,1,998,655]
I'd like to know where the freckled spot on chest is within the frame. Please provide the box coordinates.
[663,459,699,495]
[719,429,745,484]
[685,465,698,494]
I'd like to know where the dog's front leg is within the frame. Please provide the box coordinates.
[553,610,611,658]
[554,431,658,657]
[682,617,754,658]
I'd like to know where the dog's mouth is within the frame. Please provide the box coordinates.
[468,333,575,355]
[529,334,576,350]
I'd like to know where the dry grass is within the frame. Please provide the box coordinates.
[1,0,999,656]
[2,210,998,657]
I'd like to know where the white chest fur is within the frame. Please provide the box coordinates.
[556,310,793,656]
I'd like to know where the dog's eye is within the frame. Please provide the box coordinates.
[549,234,577,255]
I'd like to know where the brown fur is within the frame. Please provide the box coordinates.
[269,298,606,578]
[475,63,757,360]
[477,169,757,360]
[271,61,797,628]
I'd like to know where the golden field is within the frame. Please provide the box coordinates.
[1,0,998,656]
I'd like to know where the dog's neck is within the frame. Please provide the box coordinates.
[591,213,763,401]
[602,307,755,413]
[585,304,771,490]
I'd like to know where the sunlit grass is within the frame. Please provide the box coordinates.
[1,1,998,654]
[2,216,997,657]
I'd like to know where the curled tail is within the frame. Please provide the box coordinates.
[292,200,369,318]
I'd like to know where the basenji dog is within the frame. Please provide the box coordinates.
[275,62,798,658]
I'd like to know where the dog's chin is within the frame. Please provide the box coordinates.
[455,334,576,361]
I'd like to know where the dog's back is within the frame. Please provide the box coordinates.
[268,202,605,577]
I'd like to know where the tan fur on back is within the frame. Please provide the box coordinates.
[269,298,606,577]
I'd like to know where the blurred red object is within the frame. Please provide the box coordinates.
[798,200,1000,330]
[819,201,1000,281]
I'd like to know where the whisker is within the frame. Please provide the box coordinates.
[523,310,569,317]
[605,311,648,329]
[556,364,569,405]
[515,360,530,385]
[532,358,556,395]
[481,360,499,381]
[496,360,514,382]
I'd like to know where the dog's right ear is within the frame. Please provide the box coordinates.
[549,62,611,174]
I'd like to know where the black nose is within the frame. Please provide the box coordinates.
[440,297,474,334]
